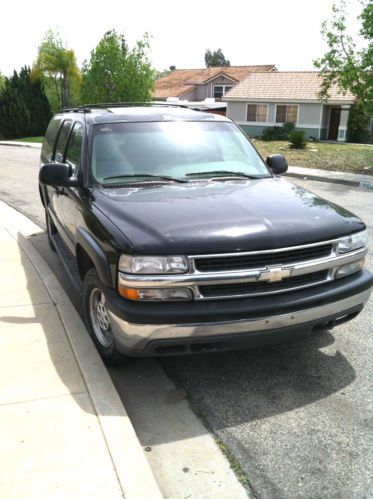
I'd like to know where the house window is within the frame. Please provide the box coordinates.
[213,85,233,99]
[276,105,298,124]
[247,104,268,122]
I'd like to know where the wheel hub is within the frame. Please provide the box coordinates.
[97,302,110,331]
[89,287,113,348]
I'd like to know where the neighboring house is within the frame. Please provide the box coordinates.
[224,71,356,141]
[153,65,277,102]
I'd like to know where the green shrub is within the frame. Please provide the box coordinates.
[261,127,278,141]
[282,122,295,137]
[261,122,296,141]
[288,130,307,149]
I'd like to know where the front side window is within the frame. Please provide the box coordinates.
[65,122,84,175]
[276,105,298,124]
[247,104,268,122]
[213,85,233,99]
[55,120,73,162]
[91,121,271,184]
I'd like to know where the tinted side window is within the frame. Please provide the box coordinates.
[41,116,62,163]
[55,120,72,163]
[65,122,84,175]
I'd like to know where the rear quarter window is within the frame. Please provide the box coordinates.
[41,116,62,164]
[55,120,73,163]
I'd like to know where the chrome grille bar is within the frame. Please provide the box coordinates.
[118,238,367,300]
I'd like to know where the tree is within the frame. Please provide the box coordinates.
[204,48,230,68]
[32,29,80,109]
[0,72,5,91]
[314,0,373,115]
[0,75,30,139]
[0,67,51,139]
[156,65,176,79]
[17,67,52,136]
[80,30,155,103]
[347,102,372,142]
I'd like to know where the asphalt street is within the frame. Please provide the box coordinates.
[1,145,372,498]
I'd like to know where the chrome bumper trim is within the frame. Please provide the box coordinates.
[108,288,371,351]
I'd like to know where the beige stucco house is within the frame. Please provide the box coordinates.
[224,71,356,141]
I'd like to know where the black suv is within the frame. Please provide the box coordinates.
[39,104,372,364]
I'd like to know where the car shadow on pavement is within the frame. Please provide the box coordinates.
[10,233,98,414]
[160,329,356,430]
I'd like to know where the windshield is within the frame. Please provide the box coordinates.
[91,121,271,184]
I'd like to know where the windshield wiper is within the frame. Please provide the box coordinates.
[103,173,188,183]
[185,170,266,180]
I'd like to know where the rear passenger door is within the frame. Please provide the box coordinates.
[57,121,84,251]
[41,115,62,220]
[49,120,73,246]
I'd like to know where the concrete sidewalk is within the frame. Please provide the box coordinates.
[0,141,42,148]
[0,201,161,499]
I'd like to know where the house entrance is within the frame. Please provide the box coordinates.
[328,108,341,140]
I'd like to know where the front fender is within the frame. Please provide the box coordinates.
[76,227,113,287]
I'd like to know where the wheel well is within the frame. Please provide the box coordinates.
[76,244,95,281]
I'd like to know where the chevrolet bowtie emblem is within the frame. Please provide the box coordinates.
[258,266,293,283]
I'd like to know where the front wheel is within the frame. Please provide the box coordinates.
[83,268,124,366]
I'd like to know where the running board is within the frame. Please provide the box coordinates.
[51,232,82,293]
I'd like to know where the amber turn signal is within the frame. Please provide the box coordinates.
[118,285,140,300]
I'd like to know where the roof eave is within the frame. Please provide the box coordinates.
[224,97,355,104]
[153,85,197,99]
[202,73,239,85]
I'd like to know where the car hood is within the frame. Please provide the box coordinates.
[92,178,364,254]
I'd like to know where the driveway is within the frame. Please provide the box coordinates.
[1,145,372,498]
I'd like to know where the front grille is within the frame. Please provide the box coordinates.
[199,270,329,298]
[194,244,333,272]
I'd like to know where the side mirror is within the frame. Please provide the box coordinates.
[266,154,288,175]
[39,163,78,187]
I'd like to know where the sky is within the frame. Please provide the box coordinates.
[0,0,365,76]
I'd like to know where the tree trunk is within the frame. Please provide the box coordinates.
[62,74,69,108]
[54,76,61,110]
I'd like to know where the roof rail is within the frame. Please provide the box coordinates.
[60,102,190,113]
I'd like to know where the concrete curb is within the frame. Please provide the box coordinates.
[285,167,373,190]
[0,200,162,499]
[0,141,42,148]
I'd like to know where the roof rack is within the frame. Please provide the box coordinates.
[60,102,190,113]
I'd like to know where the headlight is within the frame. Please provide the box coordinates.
[118,286,192,301]
[119,255,189,274]
[337,230,368,253]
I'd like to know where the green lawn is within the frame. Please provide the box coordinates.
[252,140,373,176]
[11,137,43,143]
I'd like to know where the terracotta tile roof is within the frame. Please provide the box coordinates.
[153,65,277,99]
[224,71,355,102]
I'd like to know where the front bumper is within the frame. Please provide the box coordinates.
[106,271,372,355]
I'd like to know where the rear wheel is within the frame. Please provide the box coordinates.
[45,208,56,251]
[83,268,124,366]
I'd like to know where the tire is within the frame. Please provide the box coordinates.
[83,268,124,366]
[45,208,56,252]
